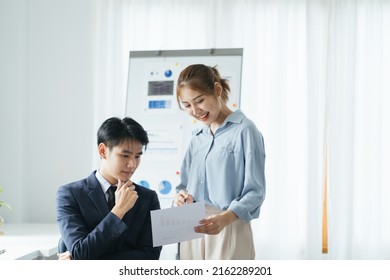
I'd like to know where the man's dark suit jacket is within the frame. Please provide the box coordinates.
[56,171,162,260]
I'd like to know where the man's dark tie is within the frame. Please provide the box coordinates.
[107,186,116,210]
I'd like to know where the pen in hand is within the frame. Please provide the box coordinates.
[182,189,196,204]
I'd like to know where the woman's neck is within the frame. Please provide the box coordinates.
[210,107,233,135]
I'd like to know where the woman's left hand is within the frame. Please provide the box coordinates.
[194,210,238,235]
[57,251,72,260]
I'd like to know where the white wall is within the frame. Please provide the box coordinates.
[0,0,95,223]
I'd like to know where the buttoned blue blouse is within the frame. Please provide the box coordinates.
[177,110,266,222]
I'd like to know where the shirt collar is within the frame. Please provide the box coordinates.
[196,109,244,135]
[95,170,114,193]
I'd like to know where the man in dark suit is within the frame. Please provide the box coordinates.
[56,117,162,260]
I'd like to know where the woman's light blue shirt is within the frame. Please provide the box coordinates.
[177,110,266,222]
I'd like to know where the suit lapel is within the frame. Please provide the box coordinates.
[86,172,111,218]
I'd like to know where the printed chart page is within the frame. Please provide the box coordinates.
[151,201,205,246]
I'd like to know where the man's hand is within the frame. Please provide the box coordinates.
[111,179,138,219]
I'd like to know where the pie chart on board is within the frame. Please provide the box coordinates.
[158,180,172,195]
[138,180,150,189]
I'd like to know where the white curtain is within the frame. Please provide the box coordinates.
[92,0,390,259]
[326,0,390,259]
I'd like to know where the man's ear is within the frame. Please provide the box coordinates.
[98,143,108,159]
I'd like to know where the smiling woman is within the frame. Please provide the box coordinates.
[174,64,266,260]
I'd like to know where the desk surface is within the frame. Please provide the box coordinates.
[0,223,60,260]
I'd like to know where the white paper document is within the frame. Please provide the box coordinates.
[150,202,205,247]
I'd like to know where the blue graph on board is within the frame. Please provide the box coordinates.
[138,180,150,189]
[158,180,172,195]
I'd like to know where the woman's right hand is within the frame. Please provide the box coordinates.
[174,190,195,206]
